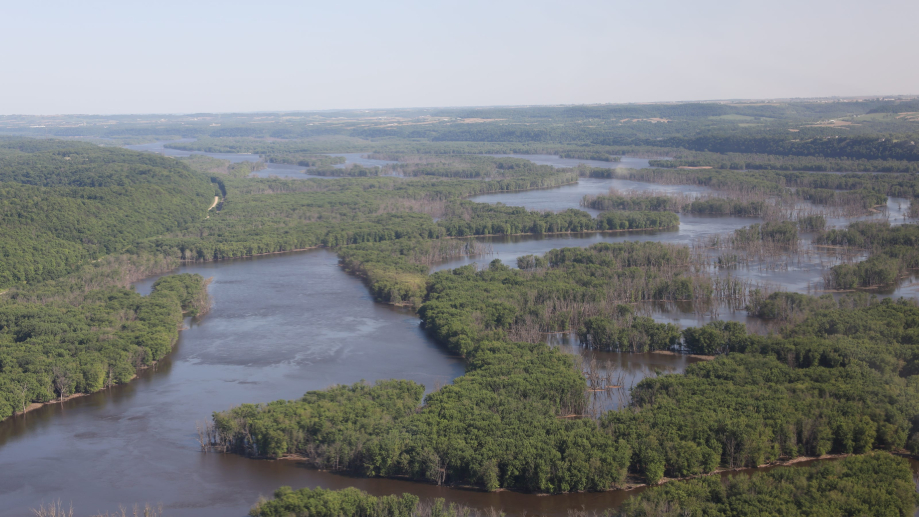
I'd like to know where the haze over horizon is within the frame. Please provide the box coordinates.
[4,0,918,115]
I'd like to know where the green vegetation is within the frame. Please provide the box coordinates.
[649,151,919,173]
[3,97,919,513]
[615,453,918,517]
[817,222,919,289]
[439,201,677,237]
[0,145,214,288]
[621,168,909,215]
[267,153,347,167]
[732,221,798,246]
[249,487,494,517]
[248,453,918,516]
[0,273,209,419]
[584,193,766,216]
[214,240,919,492]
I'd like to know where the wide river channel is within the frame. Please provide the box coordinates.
[1,148,916,516]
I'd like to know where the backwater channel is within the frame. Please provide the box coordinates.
[1,149,916,516]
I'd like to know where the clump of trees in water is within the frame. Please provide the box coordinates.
[816,221,919,289]
[267,153,347,167]
[558,150,619,161]
[438,201,677,237]
[620,168,915,218]
[583,189,768,217]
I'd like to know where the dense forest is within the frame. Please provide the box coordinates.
[816,222,919,289]
[210,241,919,492]
[0,144,214,287]
[1,97,918,515]
[0,273,210,419]
[247,453,918,517]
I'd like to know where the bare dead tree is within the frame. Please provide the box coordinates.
[30,500,74,517]
[17,381,30,414]
[51,367,73,405]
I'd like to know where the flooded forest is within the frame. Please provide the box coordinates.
[1,100,919,516]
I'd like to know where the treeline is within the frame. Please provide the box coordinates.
[247,453,918,517]
[267,153,347,167]
[558,151,619,161]
[249,486,498,517]
[341,213,680,309]
[621,167,919,198]
[304,164,383,177]
[867,100,919,114]
[638,135,919,162]
[0,273,209,420]
[584,193,767,217]
[177,155,266,179]
[615,453,918,517]
[438,201,677,237]
[649,152,919,173]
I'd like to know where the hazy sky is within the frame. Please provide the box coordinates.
[3,0,917,114]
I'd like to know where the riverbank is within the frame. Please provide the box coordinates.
[6,356,172,421]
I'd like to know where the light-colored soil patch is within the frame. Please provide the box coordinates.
[620,118,670,123]
[652,350,715,360]
[17,392,88,417]
[805,120,858,128]
[677,166,713,169]
[458,118,505,123]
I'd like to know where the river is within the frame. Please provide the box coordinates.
[2,149,916,515]
[0,250,689,516]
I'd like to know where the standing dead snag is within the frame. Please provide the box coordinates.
[51,366,73,405]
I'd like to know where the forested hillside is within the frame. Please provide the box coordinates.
[0,143,215,287]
